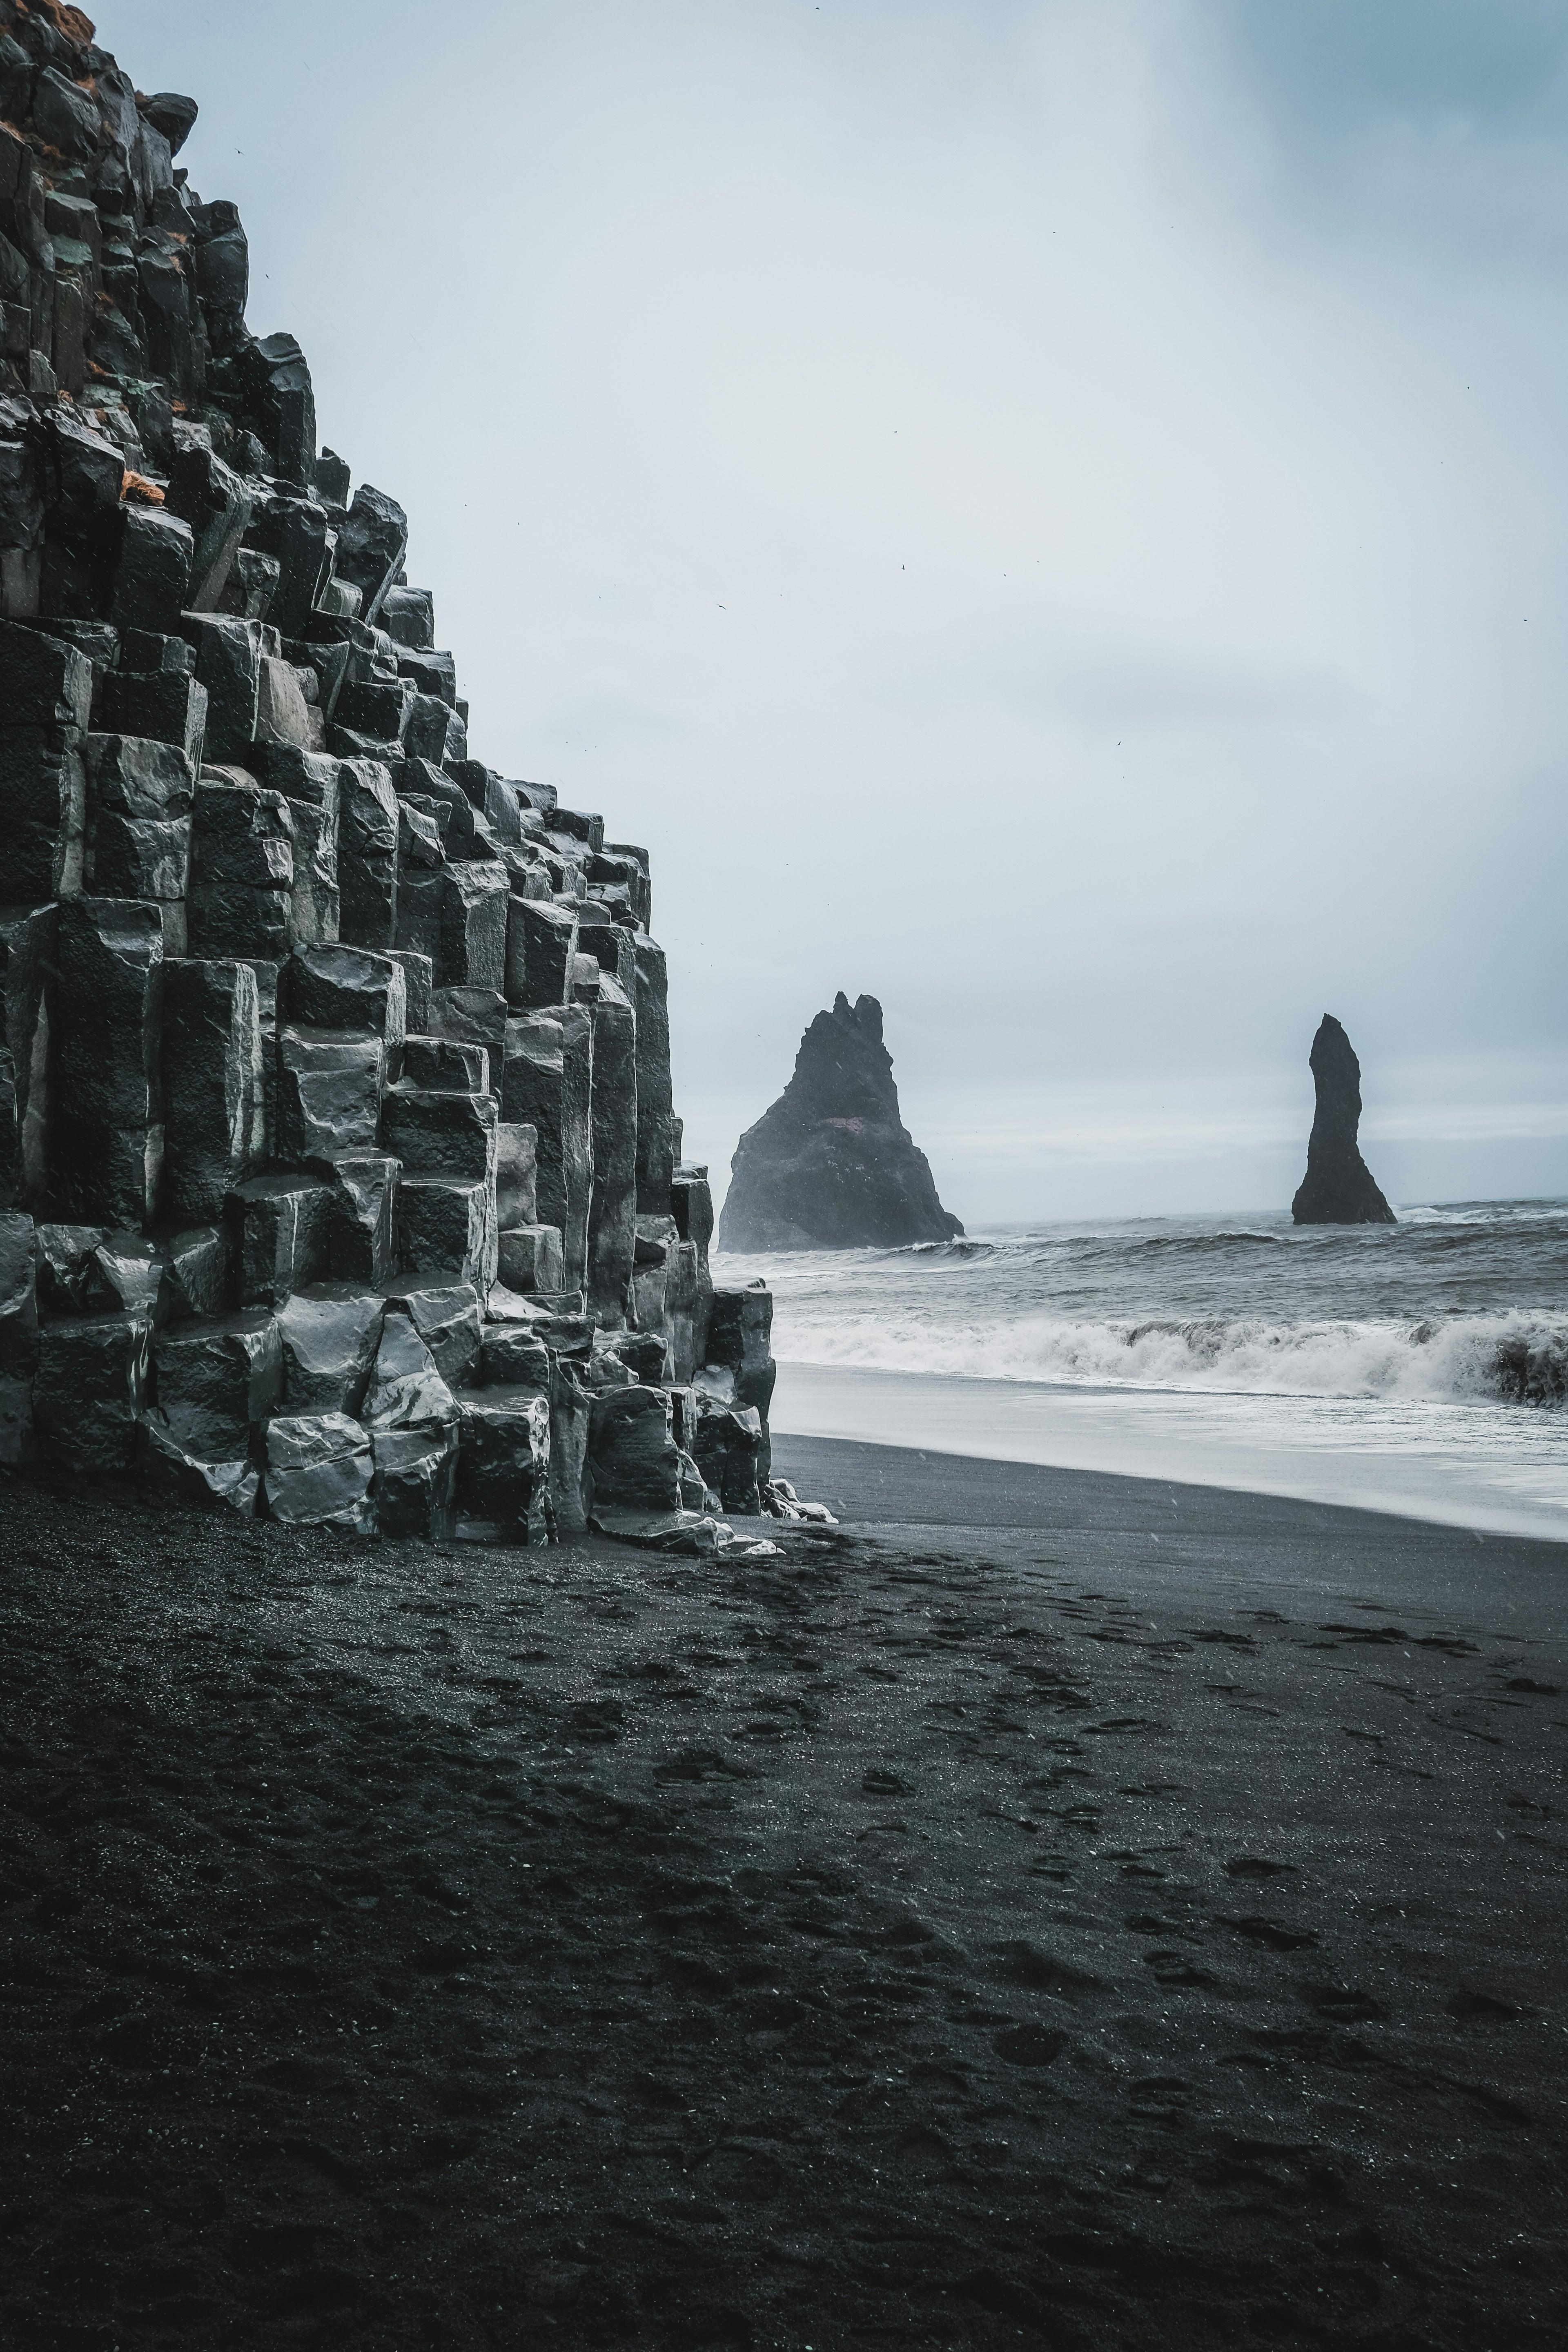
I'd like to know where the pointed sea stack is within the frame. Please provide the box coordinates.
[1291,1016,1396,1226]
[719,993,962,1251]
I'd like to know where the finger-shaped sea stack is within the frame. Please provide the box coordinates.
[1291,1015,1396,1227]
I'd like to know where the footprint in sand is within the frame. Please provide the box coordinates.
[992,2023,1068,2067]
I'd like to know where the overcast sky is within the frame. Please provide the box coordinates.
[112,0,1568,1218]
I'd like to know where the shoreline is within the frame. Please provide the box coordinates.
[771,1431,1568,1632]
[770,1358,1568,1544]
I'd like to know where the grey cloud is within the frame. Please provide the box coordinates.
[1205,0,1568,136]
[1183,0,1568,269]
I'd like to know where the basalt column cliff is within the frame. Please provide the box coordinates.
[0,0,791,1545]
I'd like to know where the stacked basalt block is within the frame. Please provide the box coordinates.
[0,0,800,1548]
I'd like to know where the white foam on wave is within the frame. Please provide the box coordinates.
[773,1306,1568,1405]
[1397,1199,1568,1227]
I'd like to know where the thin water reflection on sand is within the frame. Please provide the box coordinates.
[772,1361,1568,1541]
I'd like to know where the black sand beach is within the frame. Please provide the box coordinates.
[3,1449,1566,2350]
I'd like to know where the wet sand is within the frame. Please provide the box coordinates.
[772,1433,1568,1628]
[770,1361,1568,1542]
[2,1458,1566,2350]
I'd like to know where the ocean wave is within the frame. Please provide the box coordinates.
[898,1239,996,1261]
[1398,1199,1568,1228]
[774,1308,1568,1406]
[1104,1228,1291,1254]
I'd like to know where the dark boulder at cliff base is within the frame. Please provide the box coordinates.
[1291,1015,1396,1226]
[718,993,962,1252]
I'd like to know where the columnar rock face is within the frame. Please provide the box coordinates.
[0,3,801,1546]
[719,992,962,1252]
[1291,1015,1397,1227]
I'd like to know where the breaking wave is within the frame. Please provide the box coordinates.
[897,1238,996,1261]
[775,1308,1568,1407]
[717,1201,1568,1419]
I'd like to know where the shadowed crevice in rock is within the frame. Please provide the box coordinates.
[719,991,963,1251]
[1291,1013,1396,1226]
